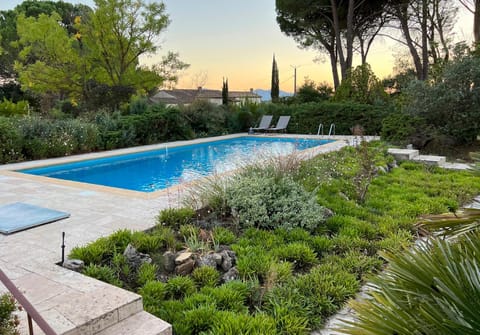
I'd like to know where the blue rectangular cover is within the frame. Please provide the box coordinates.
[0,202,70,234]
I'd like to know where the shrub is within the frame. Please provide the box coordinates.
[131,232,163,254]
[212,226,236,245]
[116,105,193,145]
[180,100,227,137]
[381,111,422,144]
[0,98,28,116]
[235,228,284,250]
[154,300,187,333]
[234,245,274,282]
[254,101,387,135]
[139,280,167,310]
[310,235,334,256]
[83,264,122,287]
[69,237,111,265]
[226,170,326,232]
[0,294,19,335]
[191,266,219,288]
[265,261,294,286]
[17,117,99,159]
[267,263,359,328]
[157,207,195,229]
[137,263,158,287]
[150,226,178,251]
[268,302,310,335]
[181,304,218,335]
[274,227,312,244]
[0,117,23,163]
[402,54,480,145]
[107,229,133,254]
[182,292,216,309]
[206,311,277,335]
[165,276,196,300]
[272,242,318,270]
[201,286,248,313]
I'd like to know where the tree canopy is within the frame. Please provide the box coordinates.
[276,0,391,88]
[1,0,188,112]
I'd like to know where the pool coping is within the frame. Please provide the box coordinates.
[0,133,362,200]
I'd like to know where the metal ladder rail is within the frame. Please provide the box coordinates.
[328,123,335,136]
[317,123,324,135]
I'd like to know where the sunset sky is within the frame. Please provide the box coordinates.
[1,0,475,92]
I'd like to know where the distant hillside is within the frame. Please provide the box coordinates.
[254,89,293,101]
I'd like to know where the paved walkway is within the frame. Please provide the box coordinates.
[0,134,358,335]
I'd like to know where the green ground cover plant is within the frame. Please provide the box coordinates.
[68,142,480,334]
[0,294,19,335]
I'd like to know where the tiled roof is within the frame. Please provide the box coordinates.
[150,88,260,105]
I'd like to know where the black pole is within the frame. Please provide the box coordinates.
[61,232,65,264]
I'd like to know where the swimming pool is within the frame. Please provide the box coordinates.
[19,136,334,193]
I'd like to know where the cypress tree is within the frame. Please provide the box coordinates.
[271,54,279,102]
[222,77,229,106]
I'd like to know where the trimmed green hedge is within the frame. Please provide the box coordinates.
[0,100,389,164]
[256,102,388,135]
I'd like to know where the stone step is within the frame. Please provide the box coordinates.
[95,311,171,335]
[412,155,446,166]
[9,267,146,335]
[387,148,420,161]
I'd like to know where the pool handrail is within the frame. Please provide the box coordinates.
[0,268,57,335]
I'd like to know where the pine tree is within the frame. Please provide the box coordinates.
[222,77,229,106]
[271,54,279,102]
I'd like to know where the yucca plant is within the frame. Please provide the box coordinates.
[417,208,480,239]
[339,232,480,335]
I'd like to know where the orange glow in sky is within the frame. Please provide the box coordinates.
[2,0,476,92]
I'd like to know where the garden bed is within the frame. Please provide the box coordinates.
[66,142,480,335]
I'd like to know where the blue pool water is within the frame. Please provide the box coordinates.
[20,137,333,192]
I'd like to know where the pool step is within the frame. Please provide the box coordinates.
[96,311,171,335]
[412,154,446,166]
[387,148,419,161]
[387,148,446,167]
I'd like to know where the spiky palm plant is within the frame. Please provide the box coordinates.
[339,232,480,335]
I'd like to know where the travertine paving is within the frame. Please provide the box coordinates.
[0,134,358,335]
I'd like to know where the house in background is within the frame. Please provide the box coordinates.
[150,87,261,106]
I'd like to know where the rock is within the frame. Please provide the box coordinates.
[198,253,222,268]
[175,252,193,265]
[387,161,398,171]
[163,251,176,273]
[220,250,235,271]
[63,259,84,272]
[378,166,388,174]
[175,259,195,275]
[221,267,239,283]
[323,207,334,218]
[123,243,152,269]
